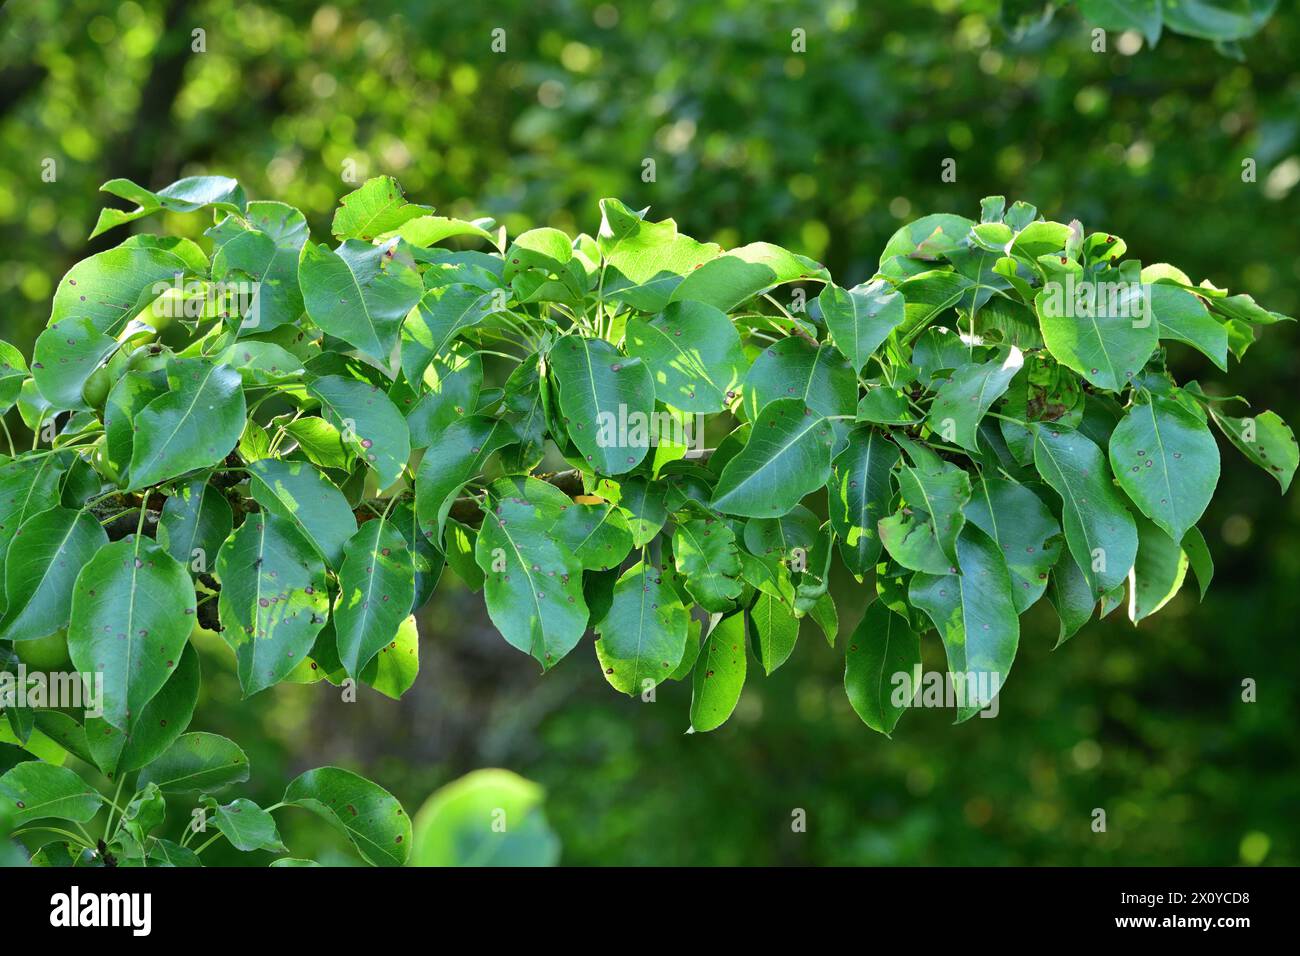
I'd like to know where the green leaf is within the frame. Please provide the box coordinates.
[128,359,246,491]
[0,340,28,411]
[138,732,250,793]
[549,336,655,475]
[282,766,411,866]
[963,475,1062,613]
[216,513,331,696]
[475,482,588,669]
[413,415,516,543]
[927,348,1024,451]
[828,427,899,577]
[879,456,971,573]
[818,280,906,373]
[909,525,1020,722]
[844,601,921,736]
[597,198,721,312]
[211,201,310,333]
[299,239,423,362]
[0,507,108,642]
[1182,526,1214,600]
[91,175,243,238]
[711,398,835,518]
[552,501,634,572]
[334,517,416,678]
[1047,555,1095,647]
[0,762,101,826]
[624,301,746,413]
[749,589,800,675]
[67,536,196,732]
[672,518,742,612]
[205,797,287,853]
[689,612,748,732]
[743,337,856,420]
[1079,0,1162,44]
[1128,516,1189,623]
[670,241,829,312]
[1162,0,1276,41]
[1147,282,1227,370]
[86,642,201,777]
[1205,407,1297,493]
[615,476,668,547]
[1033,424,1138,598]
[31,318,119,410]
[157,477,234,572]
[0,456,66,614]
[331,176,434,240]
[308,375,411,489]
[1109,393,1220,542]
[595,562,689,695]
[49,243,190,335]
[1036,278,1158,391]
[400,284,500,385]
[410,768,559,867]
[390,501,444,612]
[247,458,357,569]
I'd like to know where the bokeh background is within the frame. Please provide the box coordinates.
[1,0,1297,865]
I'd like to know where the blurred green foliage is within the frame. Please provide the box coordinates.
[1,0,1296,865]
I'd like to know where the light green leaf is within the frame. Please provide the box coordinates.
[330,175,434,240]
[475,482,588,669]
[48,243,189,336]
[669,241,829,312]
[1037,279,1158,391]
[205,796,287,853]
[211,201,309,333]
[1147,282,1227,370]
[359,613,420,699]
[410,768,558,867]
[400,284,500,385]
[552,501,633,572]
[749,588,800,675]
[1128,516,1189,623]
[91,175,243,238]
[86,642,200,777]
[927,348,1024,451]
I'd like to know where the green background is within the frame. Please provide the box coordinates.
[1,0,1297,865]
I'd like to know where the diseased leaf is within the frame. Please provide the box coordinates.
[334,517,416,678]
[625,301,746,413]
[818,280,905,373]
[689,612,747,733]
[595,562,689,695]
[138,732,249,793]
[672,517,742,612]
[68,536,196,732]
[247,458,357,569]
[1109,393,1219,542]
[216,513,331,697]
[308,375,411,489]
[282,766,410,866]
[0,507,108,643]
[549,336,655,475]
